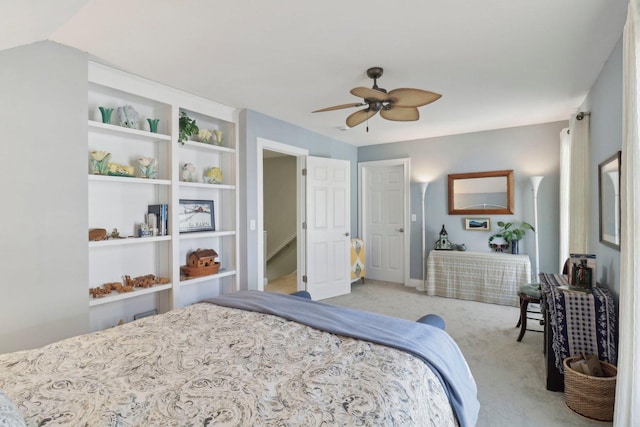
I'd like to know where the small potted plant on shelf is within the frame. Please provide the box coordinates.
[489,221,535,254]
[178,112,199,144]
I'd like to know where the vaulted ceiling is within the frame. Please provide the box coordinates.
[1,0,628,146]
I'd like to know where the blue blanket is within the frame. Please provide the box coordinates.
[206,291,479,427]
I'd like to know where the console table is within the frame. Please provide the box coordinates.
[425,250,531,306]
[540,273,617,391]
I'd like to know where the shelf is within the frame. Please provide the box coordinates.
[89,235,171,248]
[88,120,171,141]
[179,269,236,287]
[88,174,171,186]
[179,230,236,240]
[89,283,172,307]
[179,182,235,190]
[180,140,235,153]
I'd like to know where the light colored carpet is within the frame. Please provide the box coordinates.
[325,280,610,427]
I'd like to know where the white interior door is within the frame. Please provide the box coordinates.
[364,164,405,283]
[305,156,351,300]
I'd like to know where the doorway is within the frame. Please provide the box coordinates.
[262,149,298,294]
[256,138,308,294]
[359,159,411,285]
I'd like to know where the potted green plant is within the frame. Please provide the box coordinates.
[178,112,199,144]
[490,221,535,254]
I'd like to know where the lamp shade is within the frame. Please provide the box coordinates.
[420,182,429,199]
[530,176,544,196]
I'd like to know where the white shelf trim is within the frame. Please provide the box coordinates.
[89,235,171,248]
[89,283,172,307]
[180,140,235,153]
[179,182,235,190]
[179,270,236,287]
[88,174,171,186]
[88,120,171,141]
[179,230,236,240]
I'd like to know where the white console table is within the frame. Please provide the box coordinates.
[425,250,531,306]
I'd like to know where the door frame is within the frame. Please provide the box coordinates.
[358,158,411,286]
[256,137,308,291]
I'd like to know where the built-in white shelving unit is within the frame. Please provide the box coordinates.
[87,62,239,330]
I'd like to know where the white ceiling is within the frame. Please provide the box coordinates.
[1,0,629,146]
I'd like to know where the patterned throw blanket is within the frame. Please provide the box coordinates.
[0,299,466,426]
[540,273,617,372]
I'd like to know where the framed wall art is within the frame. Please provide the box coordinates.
[179,199,215,233]
[465,217,491,231]
[598,151,621,250]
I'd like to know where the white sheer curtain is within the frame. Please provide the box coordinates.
[559,128,571,270]
[568,115,591,254]
[614,1,640,425]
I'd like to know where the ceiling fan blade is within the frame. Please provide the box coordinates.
[350,87,390,101]
[380,107,419,122]
[346,109,378,128]
[312,102,364,113]
[387,88,442,107]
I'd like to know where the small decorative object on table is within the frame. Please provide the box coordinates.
[213,130,224,145]
[147,118,160,133]
[117,105,139,128]
[203,167,223,184]
[90,150,111,175]
[434,225,453,250]
[491,221,534,254]
[98,106,113,124]
[488,234,508,252]
[138,157,157,179]
[568,253,596,288]
[180,163,197,182]
[198,128,212,144]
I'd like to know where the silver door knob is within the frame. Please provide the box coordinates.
[344,232,350,237]
[397,228,404,232]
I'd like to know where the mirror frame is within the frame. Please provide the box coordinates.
[448,170,515,215]
[598,151,621,250]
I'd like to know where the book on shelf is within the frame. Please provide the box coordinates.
[568,253,596,289]
[148,204,168,236]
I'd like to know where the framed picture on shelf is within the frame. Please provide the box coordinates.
[465,217,491,231]
[179,199,215,233]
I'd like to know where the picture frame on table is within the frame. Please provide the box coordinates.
[465,217,491,231]
[179,199,215,233]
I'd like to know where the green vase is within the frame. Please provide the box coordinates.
[147,118,160,133]
[99,107,113,124]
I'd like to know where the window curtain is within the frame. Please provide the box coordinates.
[568,114,590,254]
[614,1,640,425]
[559,128,571,271]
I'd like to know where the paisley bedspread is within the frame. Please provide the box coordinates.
[0,302,457,426]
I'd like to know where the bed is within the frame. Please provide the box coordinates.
[0,291,479,426]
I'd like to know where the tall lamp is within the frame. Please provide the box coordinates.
[420,182,429,289]
[530,176,544,281]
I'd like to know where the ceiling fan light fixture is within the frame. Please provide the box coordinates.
[312,67,441,130]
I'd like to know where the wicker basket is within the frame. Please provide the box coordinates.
[563,356,617,421]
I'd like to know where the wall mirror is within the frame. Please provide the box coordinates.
[448,170,514,215]
[599,151,621,250]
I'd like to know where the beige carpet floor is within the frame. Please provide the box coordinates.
[325,280,610,427]
[264,271,298,294]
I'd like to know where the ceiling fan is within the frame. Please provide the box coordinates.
[312,67,441,130]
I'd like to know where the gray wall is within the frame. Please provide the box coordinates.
[581,37,622,297]
[238,109,358,290]
[0,41,89,353]
[358,122,566,281]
